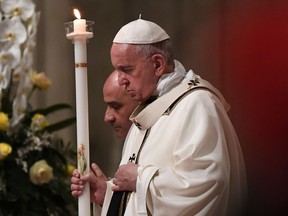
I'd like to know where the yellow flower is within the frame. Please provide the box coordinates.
[30,72,52,90]
[0,112,9,131]
[0,143,12,160]
[31,113,49,130]
[67,164,76,176]
[29,160,54,185]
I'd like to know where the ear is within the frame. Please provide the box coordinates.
[151,54,166,77]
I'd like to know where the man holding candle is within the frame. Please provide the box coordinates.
[70,71,138,201]
[72,18,247,216]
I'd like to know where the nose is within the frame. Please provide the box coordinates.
[104,108,116,124]
[118,72,129,87]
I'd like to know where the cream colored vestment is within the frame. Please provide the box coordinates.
[95,64,246,216]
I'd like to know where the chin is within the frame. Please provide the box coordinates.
[117,135,125,140]
[115,132,125,140]
[131,95,143,102]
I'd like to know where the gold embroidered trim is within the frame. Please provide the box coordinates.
[132,119,142,129]
[75,63,87,68]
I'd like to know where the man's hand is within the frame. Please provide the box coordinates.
[70,163,107,205]
[112,162,139,192]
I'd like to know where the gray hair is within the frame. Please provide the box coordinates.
[132,39,174,66]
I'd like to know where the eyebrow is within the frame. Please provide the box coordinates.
[117,65,133,71]
[106,101,122,106]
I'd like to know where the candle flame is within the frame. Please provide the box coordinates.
[73,9,81,19]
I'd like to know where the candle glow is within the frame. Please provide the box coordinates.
[73,9,86,33]
[74,9,81,19]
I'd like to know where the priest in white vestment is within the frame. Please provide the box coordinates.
[73,18,247,216]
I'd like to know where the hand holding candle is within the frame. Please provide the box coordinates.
[64,9,94,216]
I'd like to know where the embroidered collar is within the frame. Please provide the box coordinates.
[130,76,230,130]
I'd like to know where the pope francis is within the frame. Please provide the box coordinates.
[72,18,247,216]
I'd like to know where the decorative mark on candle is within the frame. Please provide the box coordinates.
[75,63,87,68]
[77,144,87,176]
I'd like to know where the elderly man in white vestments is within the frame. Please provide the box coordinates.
[72,18,247,216]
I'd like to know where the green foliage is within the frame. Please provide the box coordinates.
[0,1,78,214]
[0,108,78,216]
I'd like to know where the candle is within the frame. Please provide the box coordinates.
[73,9,86,33]
[65,9,94,216]
[75,36,90,216]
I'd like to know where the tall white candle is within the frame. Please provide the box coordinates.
[75,39,90,216]
[66,8,93,216]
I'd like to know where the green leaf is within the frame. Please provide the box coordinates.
[45,117,76,132]
[30,103,74,116]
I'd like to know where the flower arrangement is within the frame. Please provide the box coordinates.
[0,0,77,215]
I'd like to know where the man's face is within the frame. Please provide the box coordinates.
[104,85,137,139]
[110,43,159,102]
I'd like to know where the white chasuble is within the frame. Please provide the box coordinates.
[97,74,246,216]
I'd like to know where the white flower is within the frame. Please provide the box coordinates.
[0,65,11,91]
[0,17,27,45]
[29,160,54,185]
[10,68,34,126]
[0,45,21,68]
[27,12,40,36]
[0,45,20,92]
[0,0,35,21]
[11,93,26,125]
[23,12,40,68]
[22,46,33,68]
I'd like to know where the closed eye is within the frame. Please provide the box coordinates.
[107,102,123,110]
[118,66,133,74]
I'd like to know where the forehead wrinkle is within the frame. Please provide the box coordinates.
[112,44,138,61]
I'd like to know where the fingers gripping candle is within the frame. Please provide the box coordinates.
[65,9,94,216]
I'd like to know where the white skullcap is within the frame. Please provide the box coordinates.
[113,18,170,44]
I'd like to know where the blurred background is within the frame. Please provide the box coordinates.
[33,0,288,215]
